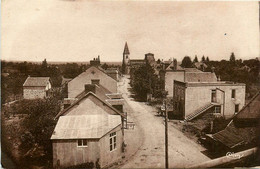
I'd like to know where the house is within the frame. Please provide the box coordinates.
[163,59,218,97]
[206,91,260,151]
[67,66,118,98]
[173,80,246,120]
[51,114,123,168]
[63,84,124,113]
[23,76,51,99]
[53,90,126,168]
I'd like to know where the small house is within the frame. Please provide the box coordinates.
[51,115,123,168]
[23,76,51,99]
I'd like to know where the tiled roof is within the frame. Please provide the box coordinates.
[23,77,50,87]
[51,115,121,140]
[212,122,258,148]
[185,72,217,82]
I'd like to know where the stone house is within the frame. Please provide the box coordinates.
[67,66,118,98]
[23,76,51,99]
[173,80,246,120]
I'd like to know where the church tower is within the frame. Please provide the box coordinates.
[122,42,130,74]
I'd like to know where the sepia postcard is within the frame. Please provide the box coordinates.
[1,0,260,168]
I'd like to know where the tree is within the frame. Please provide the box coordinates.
[206,56,209,62]
[230,52,236,62]
[101,63,108,70]
[181,56,193,68]
[201,55,205,62]
[19,97,60,167]
[41,59,48,70]
[193,55,198,63]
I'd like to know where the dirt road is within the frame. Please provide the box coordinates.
[118,76,210,168]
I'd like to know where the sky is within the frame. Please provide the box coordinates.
[1,0,259,62]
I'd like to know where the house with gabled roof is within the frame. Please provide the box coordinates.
[51,114,123,168]
[23,76,51,99]
[56,91,125,119]
[52,90,126,168]
[68,66,118,98]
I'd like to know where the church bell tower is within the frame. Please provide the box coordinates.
[122,42,130,74]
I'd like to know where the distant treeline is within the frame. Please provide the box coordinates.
[1,59,120,104]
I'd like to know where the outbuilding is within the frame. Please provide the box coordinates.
[23,76,51,99]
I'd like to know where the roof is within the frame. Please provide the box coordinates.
[211,91,260,149]
[51,115,121,140]
[234,91,260,120]
[212,121,258,148]
[105,69,118,74]
[55,91,125,119]
[61,77,72,86]
[165,61,183,71]
[194,62,208,69]
[123,42,130,54]
[183,68,202,72]
[183,81,245,87]
[23,77,50,87]
[185,72,217,82]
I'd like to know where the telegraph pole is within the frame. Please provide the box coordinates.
[164,99,169,168]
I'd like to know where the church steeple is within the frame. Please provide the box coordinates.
[122,42,130,74]
[123,42,130,55]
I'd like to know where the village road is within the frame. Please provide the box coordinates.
[118,75,210,168]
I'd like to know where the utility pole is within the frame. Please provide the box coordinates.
[164,99,169,168]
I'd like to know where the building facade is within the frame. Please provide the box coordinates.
[173,81,246,120]
[23,76,51,99]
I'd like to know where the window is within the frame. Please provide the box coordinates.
[211,90,216,103]
[232,89,236,99]
[214,106,221,113]
[235,104,239,113]
[78,139,88,147]
[109,132,116,151]
[91,79,100,85]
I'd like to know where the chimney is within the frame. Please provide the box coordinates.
[85,84,96,94]
[173,59,177,70]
